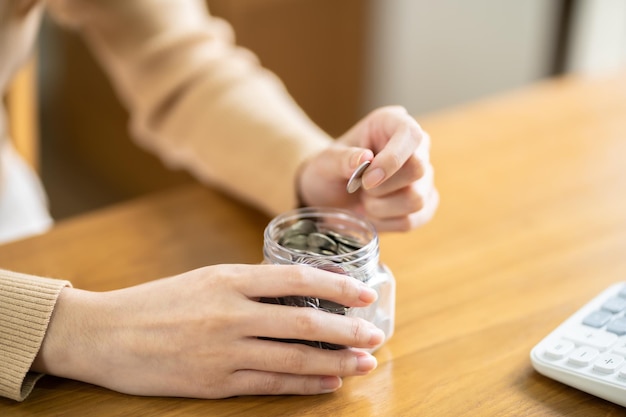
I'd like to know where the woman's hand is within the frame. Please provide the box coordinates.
[298,106,439,232]
[32,264,383,398]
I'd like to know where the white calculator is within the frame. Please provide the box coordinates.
[531,282,626,407]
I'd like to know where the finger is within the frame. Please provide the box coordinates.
[315,145,374,181]
[364,159,434,205]
[343,147,375,180]
[363,187,425,219]
[416,130,432,163]
[237,338,377,377]
[236,264,378,307]
[227,370,343,396]
[361,121,423,191]
[414,187,440,227]
[368,187,440,232]
[362,154,426,198]
[246,303,385,350]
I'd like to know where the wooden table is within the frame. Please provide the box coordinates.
[2,69,626,415]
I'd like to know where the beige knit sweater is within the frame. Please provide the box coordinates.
[0,0,333,401]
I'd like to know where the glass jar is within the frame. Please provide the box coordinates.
[262,207,395,351]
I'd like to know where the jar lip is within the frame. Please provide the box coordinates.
[268,206,376,231]
[264,206,379,265]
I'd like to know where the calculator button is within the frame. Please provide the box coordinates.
[544,340,575,360]
[607,318,626,335]
[568,346,600,366]
[564,325,619,350]
[602,297,626,313]
[593,353,624,374]
[612,337,626,356]
[582,310,613,328]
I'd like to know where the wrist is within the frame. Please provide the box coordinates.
[31,287,105,382]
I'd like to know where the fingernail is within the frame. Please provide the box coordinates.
[321,376,342,392]
[356,352,378,373]
[362,168,385,189]
[352,149,374,168]
[351,150,367,168]
[359,286,378,303]
[369,327,385,346]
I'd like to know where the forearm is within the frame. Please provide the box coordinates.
[46,0,333,215]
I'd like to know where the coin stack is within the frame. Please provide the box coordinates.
[279,219,364,256]
[280,219,377,279]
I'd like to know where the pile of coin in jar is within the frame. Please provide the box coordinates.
[278,219,364,256]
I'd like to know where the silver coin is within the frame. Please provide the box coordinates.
[290,219,318,235]
[346,160,371,193]
[327,230,364,249]
[319,299,347,314]
[337,243,357,255]
[278,222,368,272]
[280,234,309,250]
[307,232,338,252]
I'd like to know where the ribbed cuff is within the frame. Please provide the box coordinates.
[0,270,71,401]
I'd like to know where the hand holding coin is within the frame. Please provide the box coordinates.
[297,105,438,232]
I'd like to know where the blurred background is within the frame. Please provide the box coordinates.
[32,0,626,220]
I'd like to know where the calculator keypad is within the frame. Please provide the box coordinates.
[531,283,626,407]
[545,294,626,376]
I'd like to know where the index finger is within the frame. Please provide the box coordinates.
[361,116,425,190]
[239,264,378,308]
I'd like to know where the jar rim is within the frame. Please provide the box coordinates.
[263,206,379,268]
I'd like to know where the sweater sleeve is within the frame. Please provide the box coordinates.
[46,0,333,215]
[0,270,71,401]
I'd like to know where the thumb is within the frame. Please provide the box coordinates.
[298,145,375,208]
[327,145,374,181]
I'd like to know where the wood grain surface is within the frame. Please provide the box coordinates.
[2,69,626,416]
